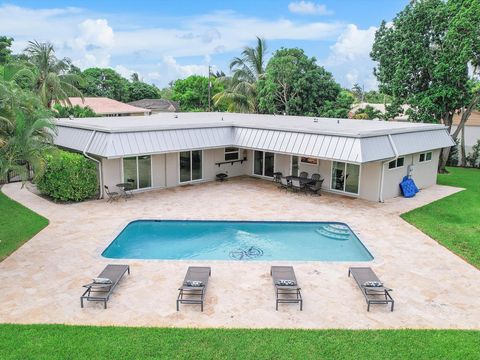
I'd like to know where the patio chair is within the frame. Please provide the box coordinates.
[104,185,120,202]
[311,173,322,181]
[80,264,130,309]
[291,178,305,193]
[273,172,283,183]
[177,266,211,312]
[348,267,394,312]
[306,179,324,196]
[271,266,302,310]
[279,176,291,191]
[299,171,308,178]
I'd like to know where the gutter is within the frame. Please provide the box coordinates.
[83,130,103,199]
[378,134,399,203]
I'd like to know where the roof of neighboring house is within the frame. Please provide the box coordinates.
[452,110,480,126]
[127,99,179,112]
[67,97,151,115]
[54,112,454,163]
[349,102,411,121]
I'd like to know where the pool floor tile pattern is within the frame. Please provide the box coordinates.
[0,177,479,329]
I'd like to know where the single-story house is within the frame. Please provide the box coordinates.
[53,112,454,202]
[67,97,151,116]
[127,99,180,113]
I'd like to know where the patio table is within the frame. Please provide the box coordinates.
[116,183,134,199]
[286,176,316,186]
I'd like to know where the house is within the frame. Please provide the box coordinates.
[67,97,151,116]
[127,99,180,113]
[451,110,480,155]
[349,102,411,121]
[53,112,454,202]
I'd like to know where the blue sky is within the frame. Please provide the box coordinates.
[0,1,408,89]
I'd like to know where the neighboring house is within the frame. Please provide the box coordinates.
[54,112,454,202]
[349,102,411,121]
[127,99,180,113]
[67,97,151,117]
[451,110,480,155]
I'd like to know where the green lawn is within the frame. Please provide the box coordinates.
[0,325,478,360]
[401,167,480,268]
[0,188,48,261]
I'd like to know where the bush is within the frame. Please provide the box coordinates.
[37,150,98,202]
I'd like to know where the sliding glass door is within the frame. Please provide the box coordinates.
[180,150,202,183]
[253,151,275,177]
[123,155,151,189]
[331,161,360,194]
[291,156,299,176]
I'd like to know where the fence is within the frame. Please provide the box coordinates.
[0,167,35,185]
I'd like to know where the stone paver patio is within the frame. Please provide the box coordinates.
[1,177,479,329]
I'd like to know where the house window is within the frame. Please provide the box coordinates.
[419,152,432,162]
[224,147,239,161]
[388,157,405,169]
[123,155,151,189]
[300,157,318,165]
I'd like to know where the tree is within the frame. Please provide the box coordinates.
[53,104,96,118]
[23,41,84,108]
[257,48,340,116]
[371,0,480,171]
[125,81,161,102]
[214,37,268,113]
[130,72,140,82]
[172,75,225,112]
[0,36,13,64]
[319,90,355,118]
[351,83,363,102]
[352,105,383,120]
[80,67,129,101]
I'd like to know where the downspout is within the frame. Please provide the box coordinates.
[83,130,103,199]
[378,134,399,203]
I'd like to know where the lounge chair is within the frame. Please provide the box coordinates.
[348,267,394,312]
[271,266,303,311]
[80,264,130,309]
[177,266,211,312]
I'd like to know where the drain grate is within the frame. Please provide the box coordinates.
[229,246,264,260]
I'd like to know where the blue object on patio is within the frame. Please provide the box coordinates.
[399,176,419,198]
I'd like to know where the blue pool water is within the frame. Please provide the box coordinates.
[102,220,373,261]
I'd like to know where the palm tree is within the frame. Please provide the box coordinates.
[24,41,83,108]
[213,37,267,113]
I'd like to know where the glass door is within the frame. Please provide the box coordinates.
[254,151,263,175]
[253,151,275,177]
[264,152,274,177]
[291,156,299,176]
[180,150,202,183]
[331,161,359,194]
[123,155,151,189]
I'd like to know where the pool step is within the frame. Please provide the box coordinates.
[315,224,350,240]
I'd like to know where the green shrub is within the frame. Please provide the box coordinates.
[37,150,98,202]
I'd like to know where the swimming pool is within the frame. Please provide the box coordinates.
[102,220,373,261]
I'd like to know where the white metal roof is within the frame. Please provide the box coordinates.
[54,112,455,163]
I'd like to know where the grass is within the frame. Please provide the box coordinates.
[0,188,48,261]
[401,167,480,268]
[0,324,478,360]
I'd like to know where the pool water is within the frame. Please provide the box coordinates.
[102,220,373,261]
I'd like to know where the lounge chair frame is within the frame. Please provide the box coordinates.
[271,266,303,311]
[177,266,211,312]
[80,264,130,309]
[348,267,394,312]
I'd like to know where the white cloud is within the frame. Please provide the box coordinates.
[288,2,332,15]
[147,56,214,85]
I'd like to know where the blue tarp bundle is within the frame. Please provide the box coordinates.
[399,176,419,198]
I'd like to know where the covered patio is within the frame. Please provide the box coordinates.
[0,178,478,329]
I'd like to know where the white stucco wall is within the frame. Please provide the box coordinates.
[359,162,382,202]
[101,158,122,190]
[151,154,166,188]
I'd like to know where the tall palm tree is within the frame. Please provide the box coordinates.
[24,41,83,108]
[214,37,267,113]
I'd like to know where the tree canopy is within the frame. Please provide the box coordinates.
[172,75,225,112]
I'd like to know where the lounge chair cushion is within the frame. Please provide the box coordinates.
[363,281,383,288]
[276,280,296,286]
[93,277,113,284]
[184,280,204,287]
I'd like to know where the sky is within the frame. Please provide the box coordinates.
[0,1,409,90]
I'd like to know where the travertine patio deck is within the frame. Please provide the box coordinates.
[1,177,478,329]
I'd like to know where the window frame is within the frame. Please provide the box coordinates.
[224,147,240,161]
[121,155,153,190]
[388,157,405,170]
[419,151,432,163]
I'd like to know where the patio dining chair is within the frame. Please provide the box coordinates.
[306,179,324,196]
[273,172,283,183]
[311,173,322,181]
[279,176,291,191]
[104,185,120,202]
[299,171,308,178]
[291,178,305,193]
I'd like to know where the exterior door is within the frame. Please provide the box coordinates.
[180,150,202,183]
[253,151,275,177]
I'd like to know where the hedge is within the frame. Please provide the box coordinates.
[37,150,98,202]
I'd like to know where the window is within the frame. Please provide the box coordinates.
[331,161,360,194]
[253,151,274,177]
[388,157,405,169]
[300,157,318,165]
[123,155,151,189]
[419,152,432,162]
[224,147,239,161]
[180,150,202,183]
